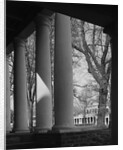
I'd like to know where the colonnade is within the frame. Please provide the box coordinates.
[74,115,109,126]
[74,116,97,126]
[6,11,74,133]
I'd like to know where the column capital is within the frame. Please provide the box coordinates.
[14,37,26,49]
[35,9,54,29]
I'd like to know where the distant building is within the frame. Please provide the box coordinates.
[74,101,110,127]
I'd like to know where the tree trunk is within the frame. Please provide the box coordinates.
[29,102,34,132]
[97,87,108,127]
[30,104,34,132]
[28,102,33,132]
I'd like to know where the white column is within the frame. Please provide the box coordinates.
[86,118,88,124]
[95,116,97,125]
[14,38,29,132]
[89,117,91,124]
[83,118,85,125]
[94,116,96,125]
[80,118,82,124]
[84,118,86,125]
[6,57,11,132]
[35,11,52,130]
[54,13,74,128]
[105,116,109,126]
[91,117,92,124]
[78,118,80,125]
[105,116,106,126]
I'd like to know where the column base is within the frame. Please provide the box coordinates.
[52,125,82,133]
[52,124,107,133]
[34,127,52,133]
[6,130,12,134]
[52,124,75,129]
[13,129,30,133]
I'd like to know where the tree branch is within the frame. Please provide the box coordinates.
[101,34,110,65]
[105,58,111,65]
[72,42,101,85]
[106,61,111,81]
[73,84,87,88]
[80,21,103,75]
[72,43,85,54]
[92,24,96,51]
[87,44,111,47]
[95,27,103,46]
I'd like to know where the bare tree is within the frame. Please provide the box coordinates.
[72,19,111,126]
[73,82,99,118]
[8,51,14,126]
[8,51,14,97]
[25,32,36,131]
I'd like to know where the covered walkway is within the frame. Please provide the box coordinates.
[6,1,118,149]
